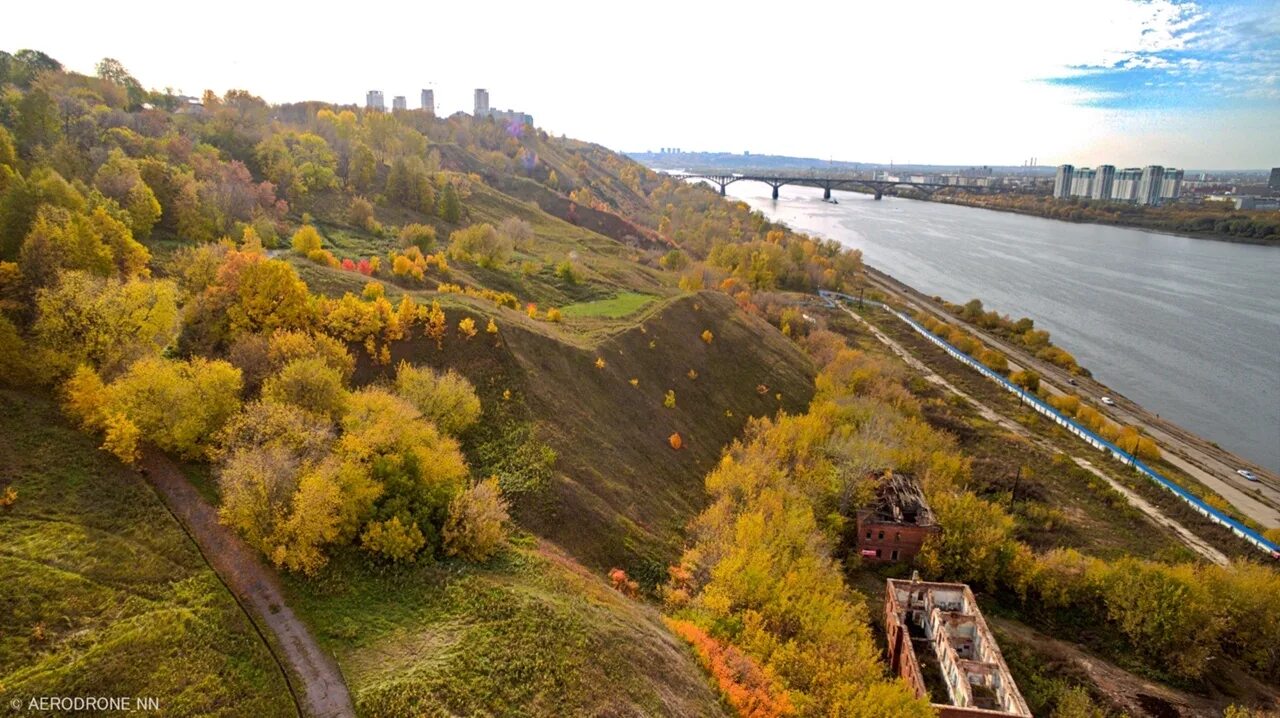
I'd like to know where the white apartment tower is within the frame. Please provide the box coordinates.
[1112,168,1142,202]
[474,88,489,116]
[392,95,407,111]
[1053,164,1074,199]
[1159,169,1184,201]
[1070,168,1095,198]
[365,90,385,111]
[1137,166,1165,206]
[1091,165,1115,200]
[420,89,435,115]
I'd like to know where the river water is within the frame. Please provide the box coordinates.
[720,182,1280,472]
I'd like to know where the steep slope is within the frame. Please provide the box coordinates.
[344,288,816,579]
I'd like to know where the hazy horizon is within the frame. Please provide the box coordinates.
[4,0,1277,170]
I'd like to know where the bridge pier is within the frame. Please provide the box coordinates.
[772,185,780,200]
[874,190,883,200]
[823,186,831,200]
[717,182,726,196]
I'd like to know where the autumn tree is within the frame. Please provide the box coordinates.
[497,216,533,249]
[398,223,437,252]
[19,205,150,287]
[261,357,351,421]
[93,149,161,237]
[33,270,179,378]
[448,223,512,268]
[393,361,481,435]
[443,476,509,561]
[339,387,470,561]
[217,401,342,574]
[65,357,242,462]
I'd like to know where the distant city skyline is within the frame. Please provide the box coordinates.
[2,0,1277,169]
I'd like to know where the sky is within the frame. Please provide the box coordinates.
[3,0,1277,169]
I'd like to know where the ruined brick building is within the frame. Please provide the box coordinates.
[885,577,1031,717]
[855,471,939,564]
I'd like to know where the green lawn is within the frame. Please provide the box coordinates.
[0,390,294,718]
[560,292,657,319]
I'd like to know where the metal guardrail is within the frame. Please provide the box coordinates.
[819,289,1280,559]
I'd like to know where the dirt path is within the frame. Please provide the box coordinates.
[865,268,1280,527]
[140,451,355,718]
[835,303,1230,566]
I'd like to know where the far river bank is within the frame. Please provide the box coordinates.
[832,188,1280,247]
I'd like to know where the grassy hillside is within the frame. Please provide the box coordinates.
[0,391,293,717]
[282,540,727,717]
[336,288,816,580]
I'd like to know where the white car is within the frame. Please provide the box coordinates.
[1237,469,1259,482]
[1100,396,1116,406]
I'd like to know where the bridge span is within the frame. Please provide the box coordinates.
[671,171,993,200]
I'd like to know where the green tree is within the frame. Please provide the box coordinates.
[436,182,461,223]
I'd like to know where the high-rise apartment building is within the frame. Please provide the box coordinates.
[1070,168,1095,198]
[1270,168,1280,191]
[474,88,489,116]
[392,95,407,111]
[365,90,384,111]
[420,89,434,114]
[1111,168,1141,202]
[1137,166,1165,206]
[1053,164,1074,199]
[1159,169,1184,201]
[1091,165,1115,200]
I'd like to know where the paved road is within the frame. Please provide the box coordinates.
[834,302,1230,566]
[141,451,355,718]
[866,267,1280,528]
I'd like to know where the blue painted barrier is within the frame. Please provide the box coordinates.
[819,289,1280,560]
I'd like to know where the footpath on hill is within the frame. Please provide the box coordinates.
[140,451,355,718]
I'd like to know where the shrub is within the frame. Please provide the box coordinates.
[608,568,640,596]
[361,516,426,562]
[398,223,437,252]
[291,225,322,255]
[664,390,676,409]
[442,477,509,562]
[348,196,376,231]
[448,223,512,268]
[666,619,794,718]
[545,307,562,323]
[458,317,477,338]
[701,329,714,343]
[393,361,481,436]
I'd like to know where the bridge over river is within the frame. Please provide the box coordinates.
[672,171,996,200]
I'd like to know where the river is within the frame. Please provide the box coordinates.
[720,182,1280,473]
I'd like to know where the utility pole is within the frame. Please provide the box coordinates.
[1009,466,1022,508]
